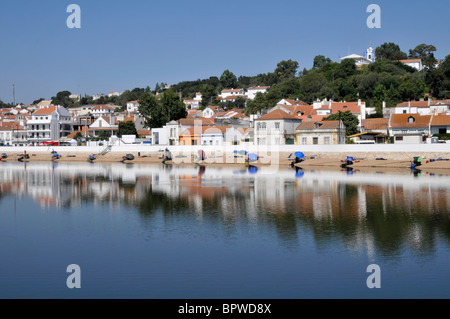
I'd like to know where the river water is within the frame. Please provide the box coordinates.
[0,161,449,299]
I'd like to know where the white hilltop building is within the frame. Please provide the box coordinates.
[340,46,375,68]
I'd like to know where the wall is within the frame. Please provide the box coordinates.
[2,143,448,155]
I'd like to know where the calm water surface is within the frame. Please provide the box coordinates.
[0,161,449,299]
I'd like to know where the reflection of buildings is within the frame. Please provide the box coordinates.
[1,162,450,257]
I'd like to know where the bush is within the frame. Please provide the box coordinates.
[432,133,450,140]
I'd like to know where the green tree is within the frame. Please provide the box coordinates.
[200,84,217,106]
[162,89,187,121]
[138,92,167,128]
[220,70,238,88]
[117,121,137,138]
[73,132,83,140]
[32,98,45,105]
[51,91,74,108]
[274,59,299,81]
[409,44,437,69]
[313,55,332,69]
[375,42,408,61]
[323,111,359,136]
[398,76,427,100]
[98,130,112,140]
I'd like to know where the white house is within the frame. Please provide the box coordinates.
[127,101,140,113]
[151,127,168,145]
[396,59,423,71]
[220,88,245,99]
[108,91,121,97]
[389,114,431,144]
[91,104,116,118]
[0,122,27,146]
[254,109,302,145]
[296,120,346,145]
[340,53,372,68]
[246,86,269,100]
[430,115,450,135]
[200,126,229,146]
[27,106,73,145]
[394,101,431,115]
[89,116,118,137]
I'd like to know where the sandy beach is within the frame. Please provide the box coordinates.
[2,148,450,173]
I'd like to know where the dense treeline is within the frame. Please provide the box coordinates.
[27,42,449,116]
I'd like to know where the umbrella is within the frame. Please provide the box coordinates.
[248,153,259,162]
[294,152,305,159]
[248,166,258,174]
[346,156,354,162]
[125,154,135,160]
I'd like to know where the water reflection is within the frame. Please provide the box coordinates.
[1,162,450,259]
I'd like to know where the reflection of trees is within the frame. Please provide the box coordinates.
[2,164,450,258]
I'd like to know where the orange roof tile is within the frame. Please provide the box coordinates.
[431,115,450,126]
[33,106,59,115]
[257,109,300,120]
[362,118,389,130]
[390,114,431,128]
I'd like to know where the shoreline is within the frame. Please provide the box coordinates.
[2,148,450,172]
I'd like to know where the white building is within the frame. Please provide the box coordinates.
[219,88,245,99]
[246,86,269,100]
[127,101,140,113]
[396,59,423,71]
[91,104,116,118]
[108,91,121,97]
[200,126,229,146]
[151,127,168,145]
[0,122,27,146]
[254,109,302,145]
[27,106,73,145]
[89,116,118,137]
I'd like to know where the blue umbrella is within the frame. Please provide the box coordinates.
[248,166,258,174]
[295,152,305,159]
[248,153,259,162]
[346,156,354,162]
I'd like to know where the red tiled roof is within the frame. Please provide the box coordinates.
[297,120,341,130]
[396,101,430,108]
[33,106,59,115]
[431,115,450,126]
[178,118,215,126]
[330,102,362,114]
[362,118,389,130]
[92,104,115,110]
[390,114,431,128]
[257,109,300,120]
[0,122,23,130]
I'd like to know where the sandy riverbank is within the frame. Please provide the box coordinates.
[2,148,450,172]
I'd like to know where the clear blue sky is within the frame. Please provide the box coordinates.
[1,0,449,104]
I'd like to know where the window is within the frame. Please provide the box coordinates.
[396,136,403,141]
[275,122,280,131]
[302,137,307,144]
[408,116,415,123]
[324,136,331,144]
[262,122,266,129]
[313,137,319,145]
[403,110,407,114]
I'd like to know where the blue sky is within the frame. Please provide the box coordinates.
[1,0,449,104]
